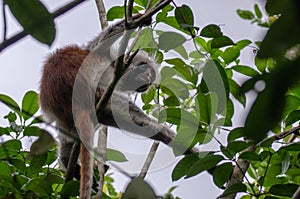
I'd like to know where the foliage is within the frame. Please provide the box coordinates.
[1,0,300,198]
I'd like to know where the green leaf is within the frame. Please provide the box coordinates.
[22,90,39,121]
[280,143,300,151]
[279,150,290,175]
[122,178,156,199]
[258,12,300,58]
[0,161,12,178]
[5,112,17,122]
[28,130,55,158]
[286,110,300,126]
[158,32,186,51]
[166,58,195,83]
[219,183,247,198]
[239,151,260,161]
[213,163,233,188]
[254,4,263,19]
[175,5,195,34]
[211,36,234,49]
[5,0,55,45]
[222,47,240,64]
[60,180,80,198]
[30,153,47,170]
[227,141,251,154]
[172,153,204,181]
[2,139,22,156]
[141,85,156,104]
[23,126,42,137]
[235,39,252,50]
[107,148,127,162]
[186,155,224,178]
[244,59,300,142]
[161,78,189,100]
[232,65,260,77]
[164,96,180,106]
[174,45,189,60]
[227,128,245,143]
[237,10,255,20]
[228,79,246,107]
[196,93,216,124]
[107,6,125,21]
[158,108,198,128]
[200,24,223,38]
[200,60,230,113]
[282,95,300,118]
[23,177,52,196]
[0,94,20,114]
[269,184,299,197]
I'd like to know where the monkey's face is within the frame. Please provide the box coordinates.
[121,61,156,92]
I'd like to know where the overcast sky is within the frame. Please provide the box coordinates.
[0,0,266,198]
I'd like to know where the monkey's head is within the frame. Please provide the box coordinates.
[119,52,157,92]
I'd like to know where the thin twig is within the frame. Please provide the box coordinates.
[127,0,134,22]
[223,126,300,199]
[95,0,109,29]
[95,126,108,199]
[139,141,160,179]
[292,186,300,199]
[145,0,153,11]
[2,1,7,41]
[0,0,87,53]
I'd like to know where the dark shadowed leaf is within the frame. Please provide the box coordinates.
[219,183,247,198]
[244,59,300,142]
[239,151,260,161]
[61,180,80,198]
[213,163,233,188]
[186,155,224,178]
[269,184,298,197]
[5,0,55,45]
[122,178,156,199]
[200,24,223,38]
[286,110,300,126]
[211,36,234,49]
[232,65,260,77]
[175,5,195,34]
[172,153,202,181]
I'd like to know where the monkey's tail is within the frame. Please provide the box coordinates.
[75,109,94,199]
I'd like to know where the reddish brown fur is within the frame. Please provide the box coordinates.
[40,46,90,132]
[40,46,95,199]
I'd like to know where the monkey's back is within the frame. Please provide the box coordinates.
[39,46,89,132]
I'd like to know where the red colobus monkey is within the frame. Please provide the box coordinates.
[39,21,192,198]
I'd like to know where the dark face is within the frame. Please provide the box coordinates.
[121,61,156,92]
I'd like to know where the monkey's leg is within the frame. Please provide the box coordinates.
[97,94,198,153]
[65,141,80,183]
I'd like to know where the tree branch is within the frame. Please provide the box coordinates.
[95,0,109,29]
[0,0,87,53]
[223,126,300,199]
[139,141,160,179]
[2,1,7,41]
[95,125,108,199]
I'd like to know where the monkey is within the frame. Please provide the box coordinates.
[39,20,196,198]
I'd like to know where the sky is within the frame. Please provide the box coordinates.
[0,0,267,198]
